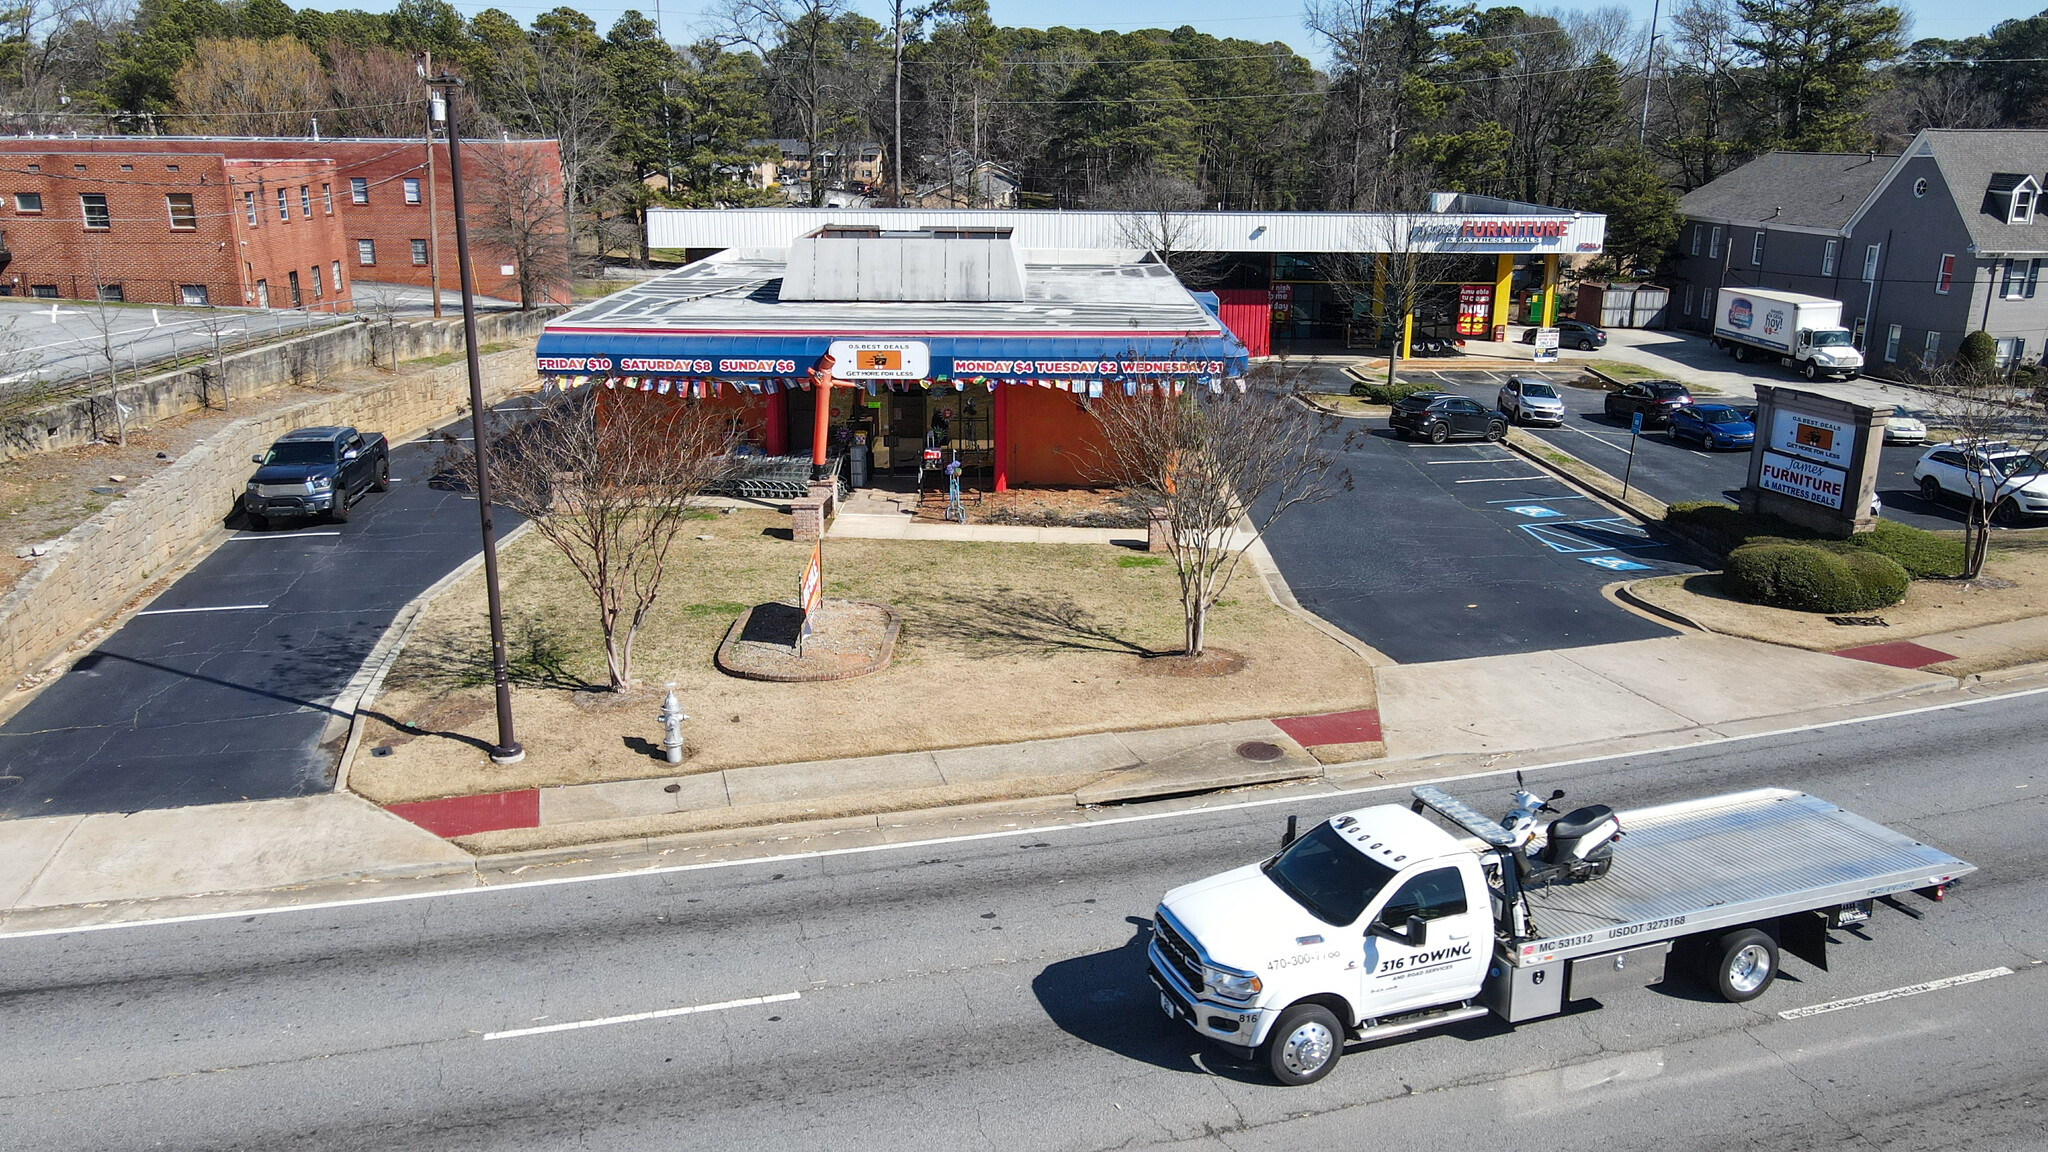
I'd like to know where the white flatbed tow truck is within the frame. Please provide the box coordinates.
[1147,785,1973,1085]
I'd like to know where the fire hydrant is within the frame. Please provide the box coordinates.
[657,683,687,765]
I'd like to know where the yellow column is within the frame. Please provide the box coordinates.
[1492,254,1514,334]
[1541,253,1559,327]
[1400,312,1414,361]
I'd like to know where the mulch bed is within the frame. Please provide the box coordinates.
[715,599,901,682]
[911,484,1146,528]
[1126,647,1247,678]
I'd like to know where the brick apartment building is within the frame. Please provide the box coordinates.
[0,136,567,310]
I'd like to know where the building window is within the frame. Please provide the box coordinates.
[277,188,289,222]
[1708,226,1722,259]
[1683,282,1695,316]
[2002,259,2025,299]
[310,267,322,299]
[244,191,257,225]
[1923,330,1941,366]
[410,238,429,266]
[2030,259,2045,299]
[80,193,109,230]
[30,284,56,298]
[2012,186,2037,225]
[12,192,40,213]
[166,193,196,230]
[1937,254,1955,294]
[1884,324,1901,363]
[1690,225,1701,257]
[1822,240,1837,276]
[96,283,122,302]
[332,260,343,290]
[300,185,311,217]
[357,239,376,265]
[1862,244,1880,283]
[403,177,421,205]
[1995,337,2026,368]
[165,164,178,173]
[350,177,369,205]
[287,270,302,307]
[256,279,269,309]
[1853,317,1867,349]
[322,183,333,214]
[180,284,209,306]
[1914,178,1928,198]
[1751,231,1765,266]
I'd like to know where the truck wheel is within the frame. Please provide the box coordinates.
[246,512,268,532]
[330,492,351,524]
[1264,1002,1344,1086]
[1732,345,1747,363]
[1802,360,1819,381]
[1710,928,1778,1003]
[371,459,390,492]
[1428,422,1450,444]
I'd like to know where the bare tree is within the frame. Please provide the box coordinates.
[1090,366,1350,657]
[1923,358,2048,580]
[447,383,737,690]
[1321,212,1468,390]
[79,260,127,444]
[1093,163,1227,288]
[470,142,574,308]
[168,37,329,137]
[718,0,851,208]
[475,25,615,273]
[192,306,246,412]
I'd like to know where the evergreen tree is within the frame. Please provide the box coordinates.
[1735,0,1907,151]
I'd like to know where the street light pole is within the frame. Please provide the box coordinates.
[418,51,445,319]
[1638,0,1660,147]
[432,74,523,765]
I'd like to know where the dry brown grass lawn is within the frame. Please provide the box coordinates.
[352,508,1377,803]
[1628,531,2048,651]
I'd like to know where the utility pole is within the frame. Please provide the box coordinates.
[418,51,445,319]
[430,73,523,766]
[893,0,906,207]
[1638,0,1660,147]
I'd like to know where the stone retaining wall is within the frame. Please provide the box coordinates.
[1,309,557,461]
[0,341,542,688]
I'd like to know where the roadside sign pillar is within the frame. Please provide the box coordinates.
[1491,254,1514,333]
[1541,253,1560,327]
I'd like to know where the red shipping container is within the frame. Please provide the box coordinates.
[1213,289,1272,358]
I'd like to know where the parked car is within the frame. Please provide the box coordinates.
[1883,414,1928,444]
[1369,313,1463,356]
[243,425,389,529]
[1603,380,1694,427]
[1518,318,1608,351]
[1496,375,1567,426]
[1911,440,2048,521]
[1666,403,1756,450]
[1389,392,1509,443]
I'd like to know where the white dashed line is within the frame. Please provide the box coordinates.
[1777,968,2013,1020]
[136,603,270,615]
[483,992,802,1040]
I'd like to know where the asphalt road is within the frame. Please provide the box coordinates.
[1260,402,1693,663]
[0,298,345,391]
[0,406,527,817]
[3,691,2041,1150]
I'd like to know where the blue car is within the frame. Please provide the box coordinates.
[1667,403,1756,450]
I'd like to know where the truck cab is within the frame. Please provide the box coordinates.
[1150,806,1489,1083]
[1795,327,1864,380]
[243,425,389,528]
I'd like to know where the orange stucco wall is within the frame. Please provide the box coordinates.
[1003,385,1115,486]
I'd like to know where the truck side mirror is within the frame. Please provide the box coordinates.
[1369,916,1428,947]
[251,455,264,464]
[342,449,359,462]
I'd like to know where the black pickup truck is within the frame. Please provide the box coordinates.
[243,425,389,528]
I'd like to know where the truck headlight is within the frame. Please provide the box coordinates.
[1204,965,1263,1002]
[309,475,333,492]
[245,481,260,493]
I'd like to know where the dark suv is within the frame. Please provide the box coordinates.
[1389,392,1509,443]
[1602,380,1693,427]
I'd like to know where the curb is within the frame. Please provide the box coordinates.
[1610,579,1715,633]
[1240,519,1395,668]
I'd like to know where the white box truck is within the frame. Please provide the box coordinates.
[1711,287,1863,381]
[1147,782,1971,1086]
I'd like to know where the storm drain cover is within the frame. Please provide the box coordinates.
[1235,741,1285,762]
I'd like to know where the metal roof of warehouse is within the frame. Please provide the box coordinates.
[537,246,1250,379]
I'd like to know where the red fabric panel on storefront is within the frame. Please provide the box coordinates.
[1213,289,1271,358]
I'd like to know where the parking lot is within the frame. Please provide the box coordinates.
[1260,414,1695,664]
[1401,367,1967,533]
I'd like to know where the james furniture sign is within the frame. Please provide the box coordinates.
[1758,451,1847,509]
[1740,385,1884,536]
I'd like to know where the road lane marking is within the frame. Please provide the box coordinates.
[1777,968,2013,1021]
[11,682,2048,941]
[482,992,801,1040]
[230,531,340,540]
[135,603,270,615]
[1488,495,1588,503]
[1424,457,1517,464]
[1454,475,1550,483]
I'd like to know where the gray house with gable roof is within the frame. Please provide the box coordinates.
[1669,129,2048,377]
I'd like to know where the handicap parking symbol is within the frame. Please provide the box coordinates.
[1580,555,1654,571]
[1504,505,1564,519]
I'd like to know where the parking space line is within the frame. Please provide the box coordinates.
[1423,457,1517,464]
[1487,495,1587,503]
[230,531,341,540]
[1453,475,1550,484]
[136,603,270,616]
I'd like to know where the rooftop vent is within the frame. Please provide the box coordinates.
[781,225,1027,302]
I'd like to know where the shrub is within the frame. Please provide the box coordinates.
[1841,519,1964,579]
[1668,501,1963,578]
[1723,542,1908,612]
[1665,501,1814,557]
[1349,376,1435,403]
[1958,330,1996,370]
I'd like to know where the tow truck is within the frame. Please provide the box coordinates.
[1147,783,1972,1085]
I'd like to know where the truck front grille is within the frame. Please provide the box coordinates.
[255,482,311,498]
[1154,912,1205,995]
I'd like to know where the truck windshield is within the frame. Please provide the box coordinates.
[1810,330,1852,347]
[262,443,335,466]
[1262,823,1397,926]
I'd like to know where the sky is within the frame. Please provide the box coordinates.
[300,0,2042,63]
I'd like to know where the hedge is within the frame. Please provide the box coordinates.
[1665,500,1963,578]
[1723,542,1909,613]
[1349,376,1436,403]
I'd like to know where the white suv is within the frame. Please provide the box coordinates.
[1912,441,2048,521]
